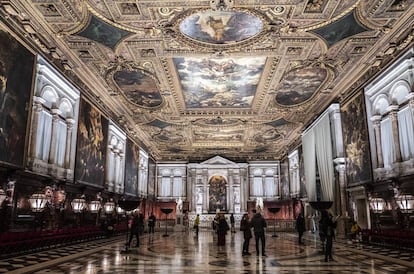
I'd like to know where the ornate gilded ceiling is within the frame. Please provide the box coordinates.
[1,0,413,161]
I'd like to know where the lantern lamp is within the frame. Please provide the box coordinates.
[396,194,414,213]
[29,192,48,212]
[104,200,116,214]
[89,200,101,213]
[0,188,6,207]
[71,198,86,213]
[369,197,386,214]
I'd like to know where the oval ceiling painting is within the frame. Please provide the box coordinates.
[179,10,263,44]
[275,67,328,106]
[113,70,163,108]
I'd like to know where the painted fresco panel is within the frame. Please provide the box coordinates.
[298,146,307,197]
[179,10,263,44]
[113,70,163,108]
[275,66,327,106]
[77,15,131,50]
[341,93,372,184]
[174,57,266,108]
[0,28,34,166]
[75,99,108,186]
[148,157,156,196]
[124,139,139,196]
[280,159,290,199]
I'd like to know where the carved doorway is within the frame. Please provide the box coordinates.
[209,175,227,213]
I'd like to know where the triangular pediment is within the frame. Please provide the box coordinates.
[200,156,236,165]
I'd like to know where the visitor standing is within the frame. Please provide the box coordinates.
[296,213,306,245]
[230,213,236,233]
[251,210,267,256]
[148,212,156,234]
[128,211,144,247]
[216,213,229,246]
[240,213,252,255]
[194,214,200,236]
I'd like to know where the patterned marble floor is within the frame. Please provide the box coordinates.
[0,229,413,274]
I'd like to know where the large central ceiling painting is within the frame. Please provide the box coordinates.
[174,57,266,108]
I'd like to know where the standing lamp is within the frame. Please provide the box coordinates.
[395,194,413,229]
[29,191,48,230]
[118,200,140,254]
[104,200,116,214]
[161,208,173,237]
[369,197,386,230]
[268,207,281,237]
[89,200,101,225]
[71,197,86,226]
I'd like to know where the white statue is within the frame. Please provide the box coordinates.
[176,197,183,214]
[256,197,264,212]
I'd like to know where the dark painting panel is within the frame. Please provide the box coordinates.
[147,157,156,196]
[76,15,131,50]
[310,10,370,47]
[113,70,163,108]
[209,175,227,213]
[0,28,35,166]
[124,139,139,196]
[341,93,372,185]
[280,159,290,199]
[75,99,108,186]
[275,66,327,106]
[179,10,263,44]
[298,146,307,197]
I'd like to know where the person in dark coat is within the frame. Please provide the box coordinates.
[320,210,337,262]
[296,213,306,245]
[240,213,252,255]
[230,213,236,233]
[251,210,267,256]
[128,211,144,247]
[148,212,156,234]
[217,213,229,246]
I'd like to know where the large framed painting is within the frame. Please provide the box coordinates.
[124,139,139,196]
[280,158,290,199]
[209,175,227,213]
[147,157,156,197]
[0,28,35,167]
[298,146,307,197]
[341,92,372,185]
[74,98,108,186]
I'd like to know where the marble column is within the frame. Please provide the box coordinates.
[371,115,384,168]
[29,99,44,161]
[64,118,75,169]
[389,107,402,163]
[48,108,62,166]
[334,157,348,237]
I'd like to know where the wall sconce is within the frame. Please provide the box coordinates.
[369,197,386,214]
[89,200,102,214]
[104,200,115,214]
[396,194,414,213]
[71,197,86,213]
[29,191,48,212]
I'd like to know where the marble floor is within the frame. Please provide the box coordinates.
[0,229,413,274]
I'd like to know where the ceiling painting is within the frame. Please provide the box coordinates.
[113,70,163,109]
[275,66,328,106]
[179,10,263,44]
[309,10,371,48]
[76,15,132,50]
[174,56,266,108]
[7,0,412,161]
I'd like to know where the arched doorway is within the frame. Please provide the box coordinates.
[209,175,227,213]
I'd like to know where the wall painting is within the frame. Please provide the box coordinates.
[74,98,108,186]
